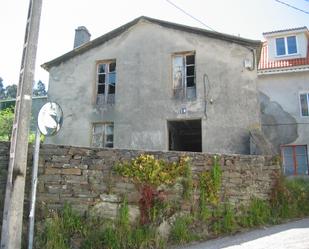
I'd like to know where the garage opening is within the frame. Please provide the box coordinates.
[168,119,202,152]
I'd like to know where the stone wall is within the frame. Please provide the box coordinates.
[0,143,281,222]
[37,144,280,220]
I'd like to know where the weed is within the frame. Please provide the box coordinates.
[244,198,271,227]
[181,157,193,201]
[170,215,197,244]
[222,203,236,233]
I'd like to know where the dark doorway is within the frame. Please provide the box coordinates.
[168,119,202,152]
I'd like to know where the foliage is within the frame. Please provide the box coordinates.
[114,154,190,187]
[4,84,17,99]
[221,203,236,233]
[0,107,14,141]
[33,80,47,96]
[0,77,5,99]
[118,197,130,231]
[40,201,166,249]
[115,155,191,226]
[38,204,84,249]
[271,177,309,219]
[198,156,222,221]
[170,215,197,244]
[182,158,193,200]
[241,198,271,227]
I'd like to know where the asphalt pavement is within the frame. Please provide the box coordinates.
[174,218,309,249]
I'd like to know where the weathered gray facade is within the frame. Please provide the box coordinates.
[43,17,262,154]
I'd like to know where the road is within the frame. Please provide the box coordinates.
[174,218,309,249]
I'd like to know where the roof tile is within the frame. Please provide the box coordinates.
[258,42,309,70]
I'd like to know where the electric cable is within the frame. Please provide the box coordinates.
[165,0,217,32]
[275,0,309,14]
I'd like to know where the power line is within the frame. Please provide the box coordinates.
[275,0,309,14]
[165,0,217,32]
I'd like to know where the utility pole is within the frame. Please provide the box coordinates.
[0,0,42,248]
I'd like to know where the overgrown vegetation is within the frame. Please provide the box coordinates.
[0,107,45,142]
[37,154,309,249]
[169,215,198,244]
[38,201,165,249]
[115,154,191,225]
[0,107,14,141]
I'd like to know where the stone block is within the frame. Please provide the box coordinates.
[62,168,82,175]
[63,175,88,184]
[68,147,93,156]
[89,202,118,219]
[128,205,140,223]
[46,184,68,194]
[37,193,60,203]
[45,168,61,175]
[39,175,61,183]
[52,155,72,163]
[100,193,121,203]
[90,183,108,193]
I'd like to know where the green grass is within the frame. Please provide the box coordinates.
[170,215,198,244]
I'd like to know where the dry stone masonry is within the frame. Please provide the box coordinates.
[0,142,281,222]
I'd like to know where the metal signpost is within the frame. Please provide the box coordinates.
[28,102,63,249]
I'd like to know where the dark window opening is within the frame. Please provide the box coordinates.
[168,119,202,152]
[96,61,116,105]
[172,52,196,100]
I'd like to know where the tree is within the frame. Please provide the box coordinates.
[33,80,47,96]
[5,84,17,99]
[0,77,5,99]
[0,107,14,141]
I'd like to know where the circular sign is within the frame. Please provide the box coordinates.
[37,102,63,136]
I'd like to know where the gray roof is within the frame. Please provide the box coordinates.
[42,16,262,71]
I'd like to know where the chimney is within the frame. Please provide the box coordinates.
[73,26,91,48]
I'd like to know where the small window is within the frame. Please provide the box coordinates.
[91,123,114,148]
[96,61,116,105]
[299,93,309,117]
[172,52,196,99]
[275,36,297,56]
[281,145,309,175]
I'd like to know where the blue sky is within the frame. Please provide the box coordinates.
[0,0,308,87]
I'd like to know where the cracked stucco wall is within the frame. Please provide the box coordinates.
[46,20,260,154]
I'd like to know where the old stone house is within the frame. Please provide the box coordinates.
[42,16,262,154]
[258,26,309,175]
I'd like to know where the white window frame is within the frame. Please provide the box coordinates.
[91,122,114,148]
[275,35,298,57]
[299,91,309,117]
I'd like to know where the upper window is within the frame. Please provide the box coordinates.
[172,52,196,100]
[91,122,114,148]
[275,36,297,56]
[300,93,309,117]
[96,61,116,105]
[281,145,309,175]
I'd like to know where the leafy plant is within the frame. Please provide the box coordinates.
[114,154,190,187]
[0,107,14,141]
[198,155,222,221]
